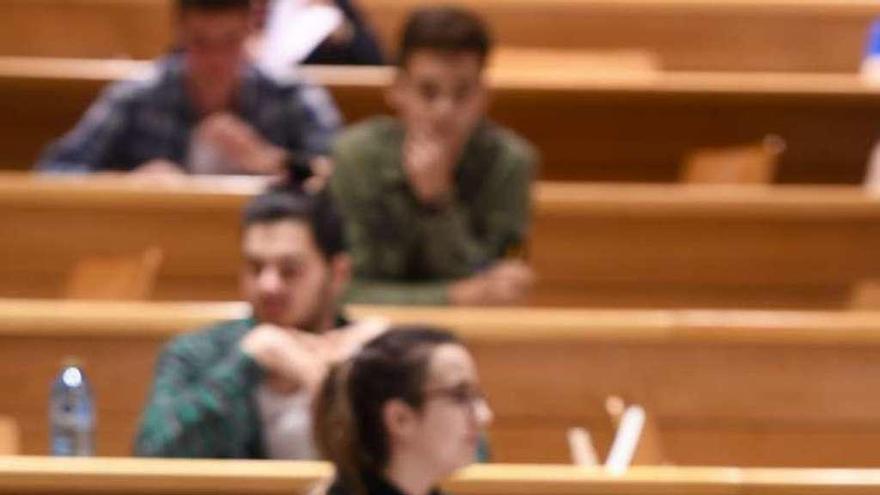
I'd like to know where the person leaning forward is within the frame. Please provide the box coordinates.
[330,7,538,307]
[38,0,339,178]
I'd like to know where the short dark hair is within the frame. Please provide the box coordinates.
[241,189,347,260]
[314,326,462,493]
[397,6,492,67]
[177,0,250,12]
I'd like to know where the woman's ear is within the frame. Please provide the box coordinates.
[382,398,418,444]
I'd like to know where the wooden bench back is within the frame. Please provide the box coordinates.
[5,300,880,466]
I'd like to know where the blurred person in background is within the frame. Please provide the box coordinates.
[38,0,339,177]
[330,7,538,306]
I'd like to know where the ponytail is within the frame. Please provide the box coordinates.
[314,359,367,495]
[312,326,461,493]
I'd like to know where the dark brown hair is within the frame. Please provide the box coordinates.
[313,326,460,492]
[241,189,347,261]
[397,6,492,67]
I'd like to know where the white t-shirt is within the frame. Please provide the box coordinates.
[256,385,317,459]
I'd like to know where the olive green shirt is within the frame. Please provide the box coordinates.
[330,116,537,305]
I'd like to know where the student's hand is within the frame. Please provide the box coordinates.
[449,260,534,306]
[133,159,182,174]
[448,274,491,306]
[128,159,186,185]
[401,83,484,205]
[402,126,458,205]
[484,259,534,304]
[195,113,288,175]
[240,323,329,395]
[323,317,389,362]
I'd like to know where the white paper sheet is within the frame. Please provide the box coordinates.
[258,0,343,81]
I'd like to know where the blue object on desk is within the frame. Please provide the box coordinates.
[865,19,880,58]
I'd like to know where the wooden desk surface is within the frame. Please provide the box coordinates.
[5,299,880,466]
[8,298,880,345]
[358,0,880,11]
[534,181,880,217]
[3,174,880,308]
[3,57,880,183]
[1,0,877,73]
[5,458,880,495]
[7,56,880,97]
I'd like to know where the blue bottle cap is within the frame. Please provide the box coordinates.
[866,19,880,58]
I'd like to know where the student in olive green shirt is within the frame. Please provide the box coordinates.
[330,7,538,306]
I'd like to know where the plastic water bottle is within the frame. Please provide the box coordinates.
[49,359,95,456]
[861,19,880,84]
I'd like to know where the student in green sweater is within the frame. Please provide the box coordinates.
[330,7,538,306]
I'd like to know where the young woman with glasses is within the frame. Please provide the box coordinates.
[313,325,493,495]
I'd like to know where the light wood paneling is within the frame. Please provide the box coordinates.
[1,0,174,59]
[1,0,877,72]
[4,174,880,308]
[6,459,880,495]
[3,58,880,182]
[6,299,880,466]
[361,0,879,72]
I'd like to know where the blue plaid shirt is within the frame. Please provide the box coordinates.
[38,54,341,173]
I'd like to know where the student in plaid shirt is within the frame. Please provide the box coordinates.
[38,0,339,177]
[135,189,385,458]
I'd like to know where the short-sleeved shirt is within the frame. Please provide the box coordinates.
[38,53,341,173]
